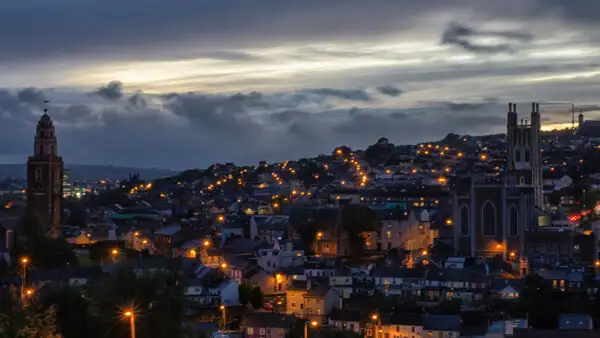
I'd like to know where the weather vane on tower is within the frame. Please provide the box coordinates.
[44,100,50,113]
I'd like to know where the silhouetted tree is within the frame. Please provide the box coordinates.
[250,287,264,309]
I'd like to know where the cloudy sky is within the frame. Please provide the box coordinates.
[1,0,600,170]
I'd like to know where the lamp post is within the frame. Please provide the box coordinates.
[23,288,34,308]
[220,305,226,330]
[371,314,379,338]
[304,320,318,338]
[20,257,28,301]
[124,310,136,338]
[111,249,119,264]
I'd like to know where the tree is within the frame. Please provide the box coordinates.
[297,220,319,255]
[41,286,92,338]
[238,284,252,306]
[250,287,263,309]
[0,286,60,338]
[341,205,380,257]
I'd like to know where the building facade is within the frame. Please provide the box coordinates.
[453,103,544,259]
[26,109,64,235]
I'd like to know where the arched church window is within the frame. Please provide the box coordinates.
[516,150,521,162]
[460,205,469,236]
[525,150,530,162]
[509,204,518,237]
[481,200,496,237]
[39,145,44,155]
[35,168,42,181]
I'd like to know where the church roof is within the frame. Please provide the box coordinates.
[577,120,600,137]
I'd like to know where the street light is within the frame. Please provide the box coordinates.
[111,249,119,264]
[220,305,227,329]
[371,314,379,338]
[304,320,318,338]
[20,257,29,300]
[124,310,136,338]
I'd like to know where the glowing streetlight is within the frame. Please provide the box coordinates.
[123,310,136,338]
[304,320,319,338]
[219,305,227,329]
[20,257,29,299]
[422,250,428,256]
[203,240,211,247]
[220,263,228,269]
[111,249,119,264]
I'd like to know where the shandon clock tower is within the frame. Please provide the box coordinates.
[27,103,63,236]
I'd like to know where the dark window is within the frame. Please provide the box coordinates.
[509,205,518,237]
[525,150,530,162]
[516,150,521,162]
[481,200,496,237]
[460,205,469,236]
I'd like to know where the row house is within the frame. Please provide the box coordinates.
[255,240,304,273]
[184,266,239,308]
[285,281,342,324]
[424,268,488,304]
[250,215,289,244]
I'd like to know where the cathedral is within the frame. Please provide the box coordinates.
[26,106,64,236]
[452,102,544,259]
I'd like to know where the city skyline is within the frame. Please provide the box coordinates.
[1,0,600,169]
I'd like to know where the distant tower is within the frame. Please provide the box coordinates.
[578,110,584,128]
[27,101,64,236]
[506,102,543,209]
[571,104,575,129]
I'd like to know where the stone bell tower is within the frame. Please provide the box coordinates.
[26,101,64,236]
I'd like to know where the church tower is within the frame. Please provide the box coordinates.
[506,102,543,209]
[27,103,64,235]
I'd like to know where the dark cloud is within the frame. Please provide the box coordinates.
[306,88,372,102]
[0,1,469,64]
[16,87,46,106]
[376,85,403,97]
[0,83,584,169]
[441,22,533,53]
[91,81,124,101]
[128,94,147,108]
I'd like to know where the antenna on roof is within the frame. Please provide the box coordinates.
[571,104,575,129]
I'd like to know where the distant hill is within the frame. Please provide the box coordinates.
[0,164,179,181]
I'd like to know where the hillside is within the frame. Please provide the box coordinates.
[0,164,178,181]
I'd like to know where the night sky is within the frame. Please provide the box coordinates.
[1,0,599,169]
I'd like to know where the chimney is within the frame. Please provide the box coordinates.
[5,229,14,251]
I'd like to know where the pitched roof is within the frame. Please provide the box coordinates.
[422,314,461,331]
[241,312,296,329]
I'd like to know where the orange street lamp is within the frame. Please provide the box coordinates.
[20,257,29,298]
[371,314,378,321]
[220,305,227,329]
[123,310,136,338]
[203,240,211,247]
[111,249,119,264]
[304,320,319,338]
[220,263,228,269]
[422,250,428,256]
